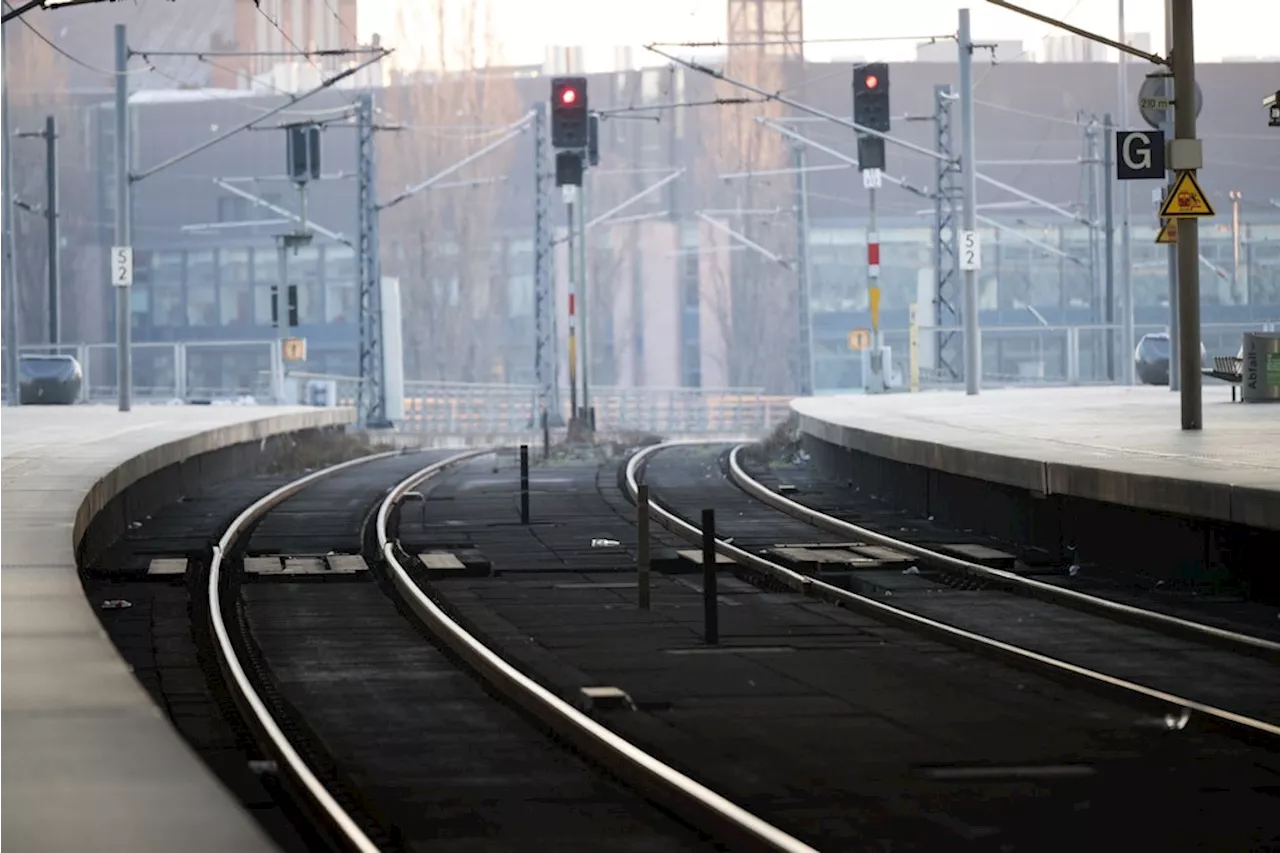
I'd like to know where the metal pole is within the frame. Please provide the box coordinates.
[1084,119,1101,376]
[793,145,815,395]
[700,508,718,645]
[934,84,960,379]
[1230,191,1241,303]
[958,9,981,395]
[3,20,21,405]
[114,24,132,412]
[45,115,60,347]
[355,92,385,427]
[1102,114,1116,381]
[1117,0,1135,384]
[519,444,530,525]
[636,483,651,611]
[868,185,883,391]
[1170,0,1201,429]
[532,103,562,426]
[566,198,578,419]
[576,179,590,422]
[276,242,289,402]
[1163,0,1179,394]
[1164,127,1179,392]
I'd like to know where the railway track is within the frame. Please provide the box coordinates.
[207,446,817,852]
[628,441,1280,740]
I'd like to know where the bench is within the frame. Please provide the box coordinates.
[1201,355,1243,401]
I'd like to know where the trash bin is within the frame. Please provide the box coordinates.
[1240,332,1280,403]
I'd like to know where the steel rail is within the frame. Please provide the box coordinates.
[624,442,1280,740]
[375,450,819,853]
[726,445,1280,663]
[208,447,409,853]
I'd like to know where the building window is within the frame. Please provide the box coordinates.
[324,245,357,323]
[187,250,218,326]
[153,251,185,327]
[287,245,322,325]
[679,232,701,388]
[507,274,533,319]
[253,248,278,327]
[129,250,153,330]
[220,248,252,325]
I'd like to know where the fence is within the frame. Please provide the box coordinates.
[10,320,1275,430]
[873,321,1278,390]
[277,377,790,437]
[3,340,276,403]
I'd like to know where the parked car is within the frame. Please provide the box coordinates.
[19,354,83,404]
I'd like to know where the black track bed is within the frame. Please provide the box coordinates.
[84,471,314,853]
[402,452,1280,852]
[237,450,718,852]
[644,444,1280,726]
[748,449,1280,642]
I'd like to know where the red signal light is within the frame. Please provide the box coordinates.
[561,87,578,105]
[865,74,879,89]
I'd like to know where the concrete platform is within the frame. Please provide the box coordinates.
[793,386,1280,531]
[2,404,353,853]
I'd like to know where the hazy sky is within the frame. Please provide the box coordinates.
[363,0,1280,69]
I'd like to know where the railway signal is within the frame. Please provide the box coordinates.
[550,76,589,149]
[853,62,889,171]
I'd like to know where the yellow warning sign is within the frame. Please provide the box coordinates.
[1159,171,1215,219]
[847,328,872,352]
[282,337,307,362]
[1155,218,1178,244]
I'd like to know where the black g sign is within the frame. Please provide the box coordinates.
[1116,130,1166,180]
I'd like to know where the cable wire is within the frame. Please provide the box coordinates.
[2,0,149,77]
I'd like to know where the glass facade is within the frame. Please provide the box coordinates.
[131,243,361,333]
[125,242,360,395]
[805,219,1280,391]
[119,219,1279,397]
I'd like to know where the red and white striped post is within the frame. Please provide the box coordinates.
[867,177,884,390]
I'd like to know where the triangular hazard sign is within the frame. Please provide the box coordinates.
[1155,218,1178,244]
[1159,171,1216,218]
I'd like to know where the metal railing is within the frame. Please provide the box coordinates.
[397,381,791,437]
[871,321,1278,390]
[3,339,276,403]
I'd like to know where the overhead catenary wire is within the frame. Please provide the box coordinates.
[2,1,149,76]
[138,56,360,119]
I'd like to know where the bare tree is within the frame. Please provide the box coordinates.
[685,51,800,394]
[585,228,629,388]
[4,21,92,348]
[378,0,521,383]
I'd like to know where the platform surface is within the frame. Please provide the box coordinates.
[793,386,1280,529]
[2,403,353,853]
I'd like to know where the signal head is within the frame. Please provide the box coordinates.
[551,76,587,112]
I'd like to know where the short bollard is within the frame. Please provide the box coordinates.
[701,508,718,645]
[636,484,651,611]
[519,444,530,525]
